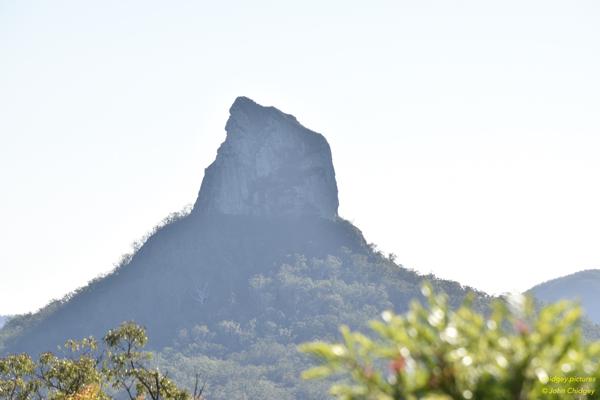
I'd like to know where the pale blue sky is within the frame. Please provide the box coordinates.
[1,0,599,314]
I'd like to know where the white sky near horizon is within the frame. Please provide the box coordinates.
[1,0,599,315]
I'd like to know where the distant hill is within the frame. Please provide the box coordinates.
[0,316,7,329]
[528,269,600,324]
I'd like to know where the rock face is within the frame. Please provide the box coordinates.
[193,97,339,219]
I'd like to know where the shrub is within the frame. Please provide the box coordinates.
[300,283,600,399]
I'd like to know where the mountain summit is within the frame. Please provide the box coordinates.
[0,97,485,399]
[194,97,339,219]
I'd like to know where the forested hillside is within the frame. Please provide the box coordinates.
[0,225,487,399]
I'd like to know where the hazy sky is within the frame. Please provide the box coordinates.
[1,0,599,314]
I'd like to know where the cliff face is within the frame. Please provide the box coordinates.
[193,97,339,219]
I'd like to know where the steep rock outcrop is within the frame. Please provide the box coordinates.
[193,97,339,219]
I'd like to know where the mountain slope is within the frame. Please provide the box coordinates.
[1,97,490,399]
[528,269,600,324]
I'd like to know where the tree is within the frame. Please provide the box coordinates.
[0,323,204,400]
[0,353,38,400]
[300,283,600,399]
[103,322,188,400]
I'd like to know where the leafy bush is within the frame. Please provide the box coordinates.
[301,283,600,399]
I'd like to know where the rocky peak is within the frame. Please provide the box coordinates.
[193,97,339,219]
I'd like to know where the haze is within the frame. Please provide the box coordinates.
[1,0,599,314]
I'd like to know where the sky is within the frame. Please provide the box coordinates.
[1,0,599,314]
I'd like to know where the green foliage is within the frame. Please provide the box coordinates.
[37,337,104,400]
[0,323,199,400]
[103,323,190,400]
[301,283,600,399]
[0,354,38,399]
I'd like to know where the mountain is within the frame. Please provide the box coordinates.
[0,97,488,399]
[528,269,600,324]
[0,316,7,329]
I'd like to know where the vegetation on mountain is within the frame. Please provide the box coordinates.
[1,210,599,399]
[0,240,491,399]
[3,283,600,400]
[301,283,600,399]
